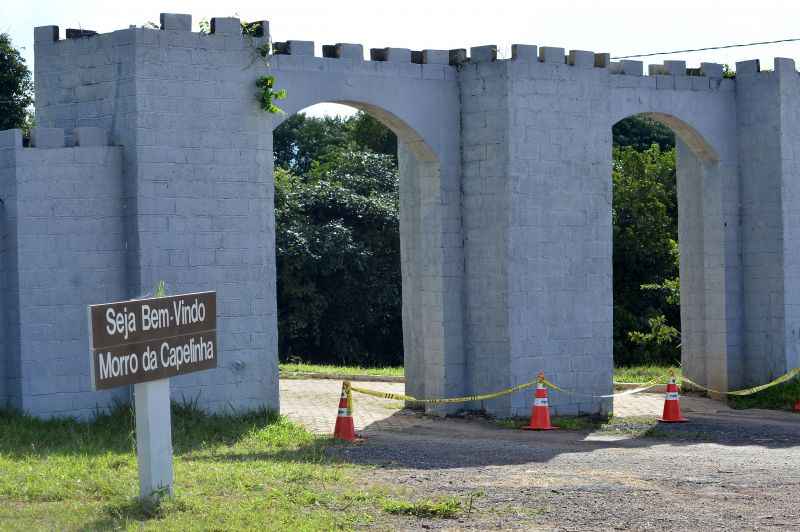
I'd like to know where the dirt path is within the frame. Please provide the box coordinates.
[281,379,800,530]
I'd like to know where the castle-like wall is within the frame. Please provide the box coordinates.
[0,127,128,417]
[5,13,800,419]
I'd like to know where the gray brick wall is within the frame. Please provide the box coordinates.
[3,16,799,419]
[1,130,128,418]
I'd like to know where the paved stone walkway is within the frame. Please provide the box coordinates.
[279,378,750,435]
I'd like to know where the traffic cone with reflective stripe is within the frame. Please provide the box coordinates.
[333,381,359,441]
[523,373,555,430]
[658,377,688,423]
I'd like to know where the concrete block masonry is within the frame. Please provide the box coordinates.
[2,13,799,418]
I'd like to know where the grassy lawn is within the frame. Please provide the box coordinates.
[279,362,681,383]
[728,375,800,411]
[280,363,404,378]
[613,365,680,383]
[0,403,420,531]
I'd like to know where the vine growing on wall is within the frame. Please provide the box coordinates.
[197,16,287,114]
[256,75,287,114]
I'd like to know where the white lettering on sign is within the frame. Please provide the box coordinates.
[159,336,215,373]
[173,298,206,326]
[141,304,170,331]
[142,346,157,372]
[98,350,139,379]
[105,306,136,340]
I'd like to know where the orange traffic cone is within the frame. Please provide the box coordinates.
[522,373,555,430]
[333,381,360,442]
[658,377,688,423]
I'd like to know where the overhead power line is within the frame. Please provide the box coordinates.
[612,37,800,60]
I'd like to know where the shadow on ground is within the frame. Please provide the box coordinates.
[322,406,800,471]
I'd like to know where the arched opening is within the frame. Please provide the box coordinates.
[271,101,442,423]
[611,112,722,390]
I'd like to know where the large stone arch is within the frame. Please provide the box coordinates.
[268,90,463,406]
[607,99,742,394]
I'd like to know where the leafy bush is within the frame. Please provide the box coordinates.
[275,149,402,365]
[613,143,680,365]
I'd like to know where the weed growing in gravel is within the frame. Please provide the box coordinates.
[598,416,659,436]
[494,416,605,431]
[382,497,462,518]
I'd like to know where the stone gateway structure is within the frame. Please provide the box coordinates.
[1,13,798,419]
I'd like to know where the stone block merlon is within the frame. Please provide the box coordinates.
[274,40,315,56]
[568,50,594,68]
[210,17,241,35]
[511,44,537,62]
[322,43,364,61]
[34,25,59,43]
[470,45,497,63]
[370,48,412,62]
[160,13,191,31]
[539,46,565,63]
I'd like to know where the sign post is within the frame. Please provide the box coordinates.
[134,379,174,499]
[88,291,217,501]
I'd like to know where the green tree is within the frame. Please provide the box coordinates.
[0,33,33,132]
[273,113,353,174]
[613,115,675,152]
[275,150,402,365]
[274,111,397,174]
[612,143,680,365]
[349,112,397,158]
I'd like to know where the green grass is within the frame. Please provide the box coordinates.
[494,415,605,431]
[382,497,462,519]
[281,362,681,383]
[728,375,800,411]
[280,363,404,378]
[0,402,401,531]
[613,364,680,383]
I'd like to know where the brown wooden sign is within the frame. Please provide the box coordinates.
[89,292,217,390]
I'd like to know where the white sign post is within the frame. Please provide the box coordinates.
[88,291,217,502]
[134,379,174,500]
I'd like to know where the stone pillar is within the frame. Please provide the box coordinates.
[736,58,800,385]
[398,142,424,400]
[677,140,744,392]
[460,47,614,417]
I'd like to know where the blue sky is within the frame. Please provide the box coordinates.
[3,0,800,116]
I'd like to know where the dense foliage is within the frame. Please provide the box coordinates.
[0,33,33,132]
[612,143,680,365]
[274,111,681,367]
[274,113,402,365]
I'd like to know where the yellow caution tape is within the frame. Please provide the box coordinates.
[349,378,542,405]
[679,367,800,396]
[542,377,663,398]
[348,367,800,405]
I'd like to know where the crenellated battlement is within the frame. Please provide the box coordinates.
[0,127,111,149]
[34,11,798,83]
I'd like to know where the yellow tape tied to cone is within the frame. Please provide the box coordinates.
[347,367,800,405]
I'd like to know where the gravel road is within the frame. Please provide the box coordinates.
[329,409,800,531]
